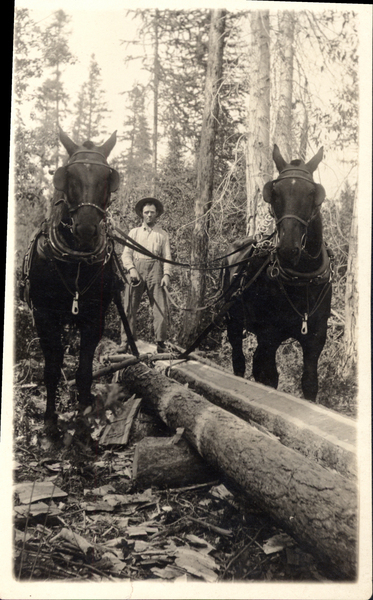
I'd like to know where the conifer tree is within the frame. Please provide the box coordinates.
[117,84,152,218]
[34,10,76,168]
[72,54,110,141]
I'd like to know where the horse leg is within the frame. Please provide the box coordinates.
[226,313,246,377]
[33,312,64,435]
[252,334,280,389]
[300,328,327,401]
[75,322,102,409]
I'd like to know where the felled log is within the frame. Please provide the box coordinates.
[132,434,217,490]
[156,359,357,479]
[117,362,357,579]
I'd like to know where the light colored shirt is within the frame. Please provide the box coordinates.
[122,224,172,276]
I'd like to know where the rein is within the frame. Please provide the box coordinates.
[179,254,273,359]
[109,223,273,272]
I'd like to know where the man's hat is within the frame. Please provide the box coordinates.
[135,197,164,218]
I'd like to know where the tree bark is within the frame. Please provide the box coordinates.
[179,9,226,348]
[132,436,215,490]
[274,10,294,161]
[245,10,271,236]
[117,362,357,579]
[159,359,356,479]
[343,186,358,376]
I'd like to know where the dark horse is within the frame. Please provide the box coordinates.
[21,128,120,436]
[223,145,333,401]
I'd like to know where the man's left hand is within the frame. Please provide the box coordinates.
[161,274,170,288]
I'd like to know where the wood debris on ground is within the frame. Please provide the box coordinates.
[13,368,335,583]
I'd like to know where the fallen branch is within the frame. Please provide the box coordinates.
[186,516,233,537]
[67,353,179,387]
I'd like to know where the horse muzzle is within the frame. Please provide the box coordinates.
[276,243,301,266]
[73,222,100,250]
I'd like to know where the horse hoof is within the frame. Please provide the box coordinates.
[43,419,60,443]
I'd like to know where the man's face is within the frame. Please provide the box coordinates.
[142,204,158,227]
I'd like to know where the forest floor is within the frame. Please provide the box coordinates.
[12,328,354,585]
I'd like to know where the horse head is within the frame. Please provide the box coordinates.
[53,128,120,251]
[262,145,325,266]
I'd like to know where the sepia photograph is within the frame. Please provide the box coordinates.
[2,1,372,598]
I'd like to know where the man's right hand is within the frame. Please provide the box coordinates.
[129,268,140,285]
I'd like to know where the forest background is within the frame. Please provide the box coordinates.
[10,2,371,415]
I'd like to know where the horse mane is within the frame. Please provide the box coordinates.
[82,140,95,149]
[289,159,303,167]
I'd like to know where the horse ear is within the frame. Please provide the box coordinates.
[315,183,325,206]
[109,168,120,193]
[58,127,79,157]
[53,166,67,191]
[273,145,288,173]
[263,181,273,203]
[100,131,117,158]
[305,147,324,173]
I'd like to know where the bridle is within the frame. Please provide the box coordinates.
[269,167,320,250]
[55,148,116,217]
[50,148,117,263]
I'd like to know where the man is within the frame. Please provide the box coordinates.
[121,197,171,353]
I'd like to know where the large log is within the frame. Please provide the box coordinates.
[117,362,357,579]
[132,436,216,490]
[159,359,357,479]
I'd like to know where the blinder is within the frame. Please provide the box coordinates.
[262,169,325,233]
[53,149,120,195]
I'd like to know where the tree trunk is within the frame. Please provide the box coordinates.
[158,358,357,480]
[179,9,226,348]
[343,186,358,376]
[274,10,294,161]
[132,436,215,490]
[152,8,159,195]
[245,10,271,236]
[117,362,357,579]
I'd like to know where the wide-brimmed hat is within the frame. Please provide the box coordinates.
[135,197,164,218]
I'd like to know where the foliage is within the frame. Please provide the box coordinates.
[72,54,111,141]
[13,8,44,102]
[12,7,359,409]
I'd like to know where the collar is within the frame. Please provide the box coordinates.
[142,223,159,233]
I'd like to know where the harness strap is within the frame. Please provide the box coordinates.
[48,220,110,264]
[274,174,316,185]
[270,243,332,285]
[277,277,332,335]
[66,149,113,171]
[41,235,111,314]
[275,214,311,228]
[179,254,272,359]
[19,226,46,308]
